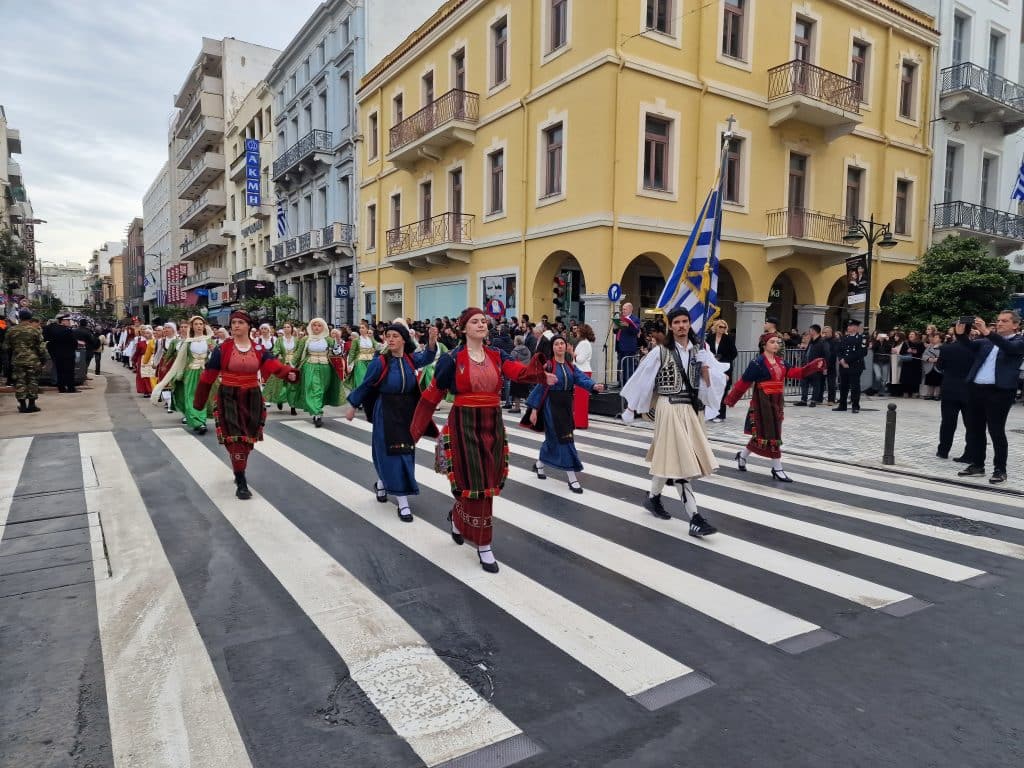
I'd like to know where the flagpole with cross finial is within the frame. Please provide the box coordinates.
[695,114,735,350]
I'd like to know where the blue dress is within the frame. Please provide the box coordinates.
[348,348,436,495]
[526,361,597,471]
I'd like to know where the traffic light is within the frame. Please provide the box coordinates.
[552,276,565,312]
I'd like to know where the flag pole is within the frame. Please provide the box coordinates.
[696,114,735,349]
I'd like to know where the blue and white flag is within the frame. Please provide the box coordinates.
[276,197,288,238]
[656,186,722,337]
[1012,160,1024,202]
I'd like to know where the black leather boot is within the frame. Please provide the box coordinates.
[26,399,40,413]
[17,399,27,413]
[234,471,252,500]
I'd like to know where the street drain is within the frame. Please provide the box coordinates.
[907,513,1000,536]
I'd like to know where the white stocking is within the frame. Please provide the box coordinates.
[771,458,784,471]
[395,494,409,511]
[678,481,699,520]
[477,545,496,565]
[649,476,667,498]
[740,447,752,459]
[566,471,578,483]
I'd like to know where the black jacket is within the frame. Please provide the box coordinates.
[44,324,77,358]
[938,337,974,402]
[836,333,867,371]
[74,327,100,352]
[962,332,1024,391]
[707,333,737,369]
[804,335,829,364]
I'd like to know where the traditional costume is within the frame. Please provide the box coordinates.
[133,330,154,396]
[193,310,298,499]
[620,309,724,536]
[411,308,549,573]
[153,317,216,434]
[293,318,344,426]
[263,332,304,415]
[347,323,437,521]
[345,331,383,390]
[724,340,826,482]
[154,325,181,414]
[523,339,599,493]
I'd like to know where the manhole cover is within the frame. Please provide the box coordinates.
[907,513,1000,536]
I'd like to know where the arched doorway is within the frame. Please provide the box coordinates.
[767,268,814,332]
[717,264,738,331]
[877,279,911,332]
[825,276,849,331]
[533,250,586,322]
[620,252,673,319]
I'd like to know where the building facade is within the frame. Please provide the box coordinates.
[107,252,126,319]
[38,262,88,309]
[171,37,279,312]
[267,0,440,325]
[1,105,36,293]
[357,0,938,368]
[142,161,173,319]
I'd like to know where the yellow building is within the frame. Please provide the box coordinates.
[357,0,938,372]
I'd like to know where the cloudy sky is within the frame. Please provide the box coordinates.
[2,0,321,266]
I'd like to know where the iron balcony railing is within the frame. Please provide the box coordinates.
[939,62,1024,111]
[178,154,219,194]
[273,243,285,261]
[178,192,223,226]
[766,208,851,244]
[389,89,480,154]
[934,201,1024,240]
[386,212,474,257]
[323,222,354,246]
[767,60,862,115]
[272,129,333,180]
[176,116,221,162]
[265,248,273,264]
[233,268,252,282]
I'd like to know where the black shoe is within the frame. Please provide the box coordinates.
[234,471,252,500]
[953,455,970,463]
[794,401,807,406]
[851,408,860,414]
[533,462,546,480]
[832,405,847,412]
[808,401,817,408]
[509,407,522,415]
[313,415,323,428]
[194,425,207,435]
[990,471,1007,484]
[26,399,40,413]
[645,493,671,520]
[374,480,388,503]
[568,480,583,494]
[771,468,794,483]
[477,548,500,573]
[734,451,747,471]
[290,407,297,416]
[936,451,949,459]
[957,465,985,477]
[689,513,717,537]
[16,399,26,413]
[447,510,464,545]
[277,403,283,411]
[67,388,79,393]
[397,506,413,522]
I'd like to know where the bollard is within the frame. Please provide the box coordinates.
[882,403,897,465]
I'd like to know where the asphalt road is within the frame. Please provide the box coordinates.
[1,364,1022,768]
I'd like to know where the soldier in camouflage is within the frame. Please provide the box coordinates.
[2,309,48,413]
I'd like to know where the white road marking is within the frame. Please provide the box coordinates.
[262,427,701,703]
[81,432,253,768]
[157,429,524,768]
[0,437,33,542]
[310,422,822,647]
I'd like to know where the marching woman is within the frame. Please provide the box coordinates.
[345,322,439,522]
[193,310,299,500]
[153,316,216,434]
[570,323,596,429]
[345,320,383,390]
[411,307,555,573]
[294,317,344,427]
[263,321,303,416]
[524,335,604,493]
[154,322,180,413]
[723,331,827,482]
[133,326,155,397]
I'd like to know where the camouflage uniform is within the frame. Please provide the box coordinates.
[2,322,48,400]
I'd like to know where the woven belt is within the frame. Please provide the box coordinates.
[453,393,501,408]
[306,353,329,364]
[220,372,259,387]
[358,352,375,361]
[760,381,784,395]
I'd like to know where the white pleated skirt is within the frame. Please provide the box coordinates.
[646,398,719,480]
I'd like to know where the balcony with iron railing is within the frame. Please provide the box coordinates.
[387,89,480,170]
[933,201,1024,248]
[175,114,226,170]
[183,267,230,289]
[175,76,224,139]
[938,62,1024,134]
[178,189,227,230]
[177,151,226,200]
[385,212,475,270]
[232,268,252,282]
[272,130,333,182]
[264,223,354,271]
[765,207,858,261]
[767,60,863,141]
[179,230,228,262]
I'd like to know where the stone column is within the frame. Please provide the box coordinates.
[795,304,830,332]
[734,301,771,352]
[581,292,612,386]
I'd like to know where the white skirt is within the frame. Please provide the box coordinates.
[646,398,719,480]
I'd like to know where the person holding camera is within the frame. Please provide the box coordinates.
[936,320,973,459]
[724,331,827,483]
[956,312,1024,484]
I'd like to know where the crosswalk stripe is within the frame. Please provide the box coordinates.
[300,421,833,652]
[156,428,532,768]
[80,432,253,768]
[504,422,1024,564]
[339,417,922,609]
[258,428,708,709]
[0,437,33,541]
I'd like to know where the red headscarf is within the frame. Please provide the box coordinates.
[457,307,486,328]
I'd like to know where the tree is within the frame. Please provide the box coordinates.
[0,227,32,290]
[881,236,1013,330]
[30,291,64,321]
[241,295,299,326]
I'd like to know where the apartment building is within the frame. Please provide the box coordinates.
[38,262,88,309]
[142,161,173,320]
[124,218,145,317]
[107,251,126,319]
[171,37,279,310]
[267,0,439,325]
[1,105,36,292]
[357,0,938,363]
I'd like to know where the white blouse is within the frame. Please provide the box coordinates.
[307,338,329,353]
[574,339,593,373]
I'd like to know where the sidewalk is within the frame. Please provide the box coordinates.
[0,370,114,438]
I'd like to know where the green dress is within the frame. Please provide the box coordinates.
[180,337,216,429]
[344,335,382,391]
[263,335,304,406]
[295,337,344,416]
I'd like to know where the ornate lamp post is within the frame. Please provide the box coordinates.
[842,214,898,331]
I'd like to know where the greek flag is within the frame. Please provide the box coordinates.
[656,186,722,337]
[276,197,288,238]
[1012,160,1024,202]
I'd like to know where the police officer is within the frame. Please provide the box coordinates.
[833,318,867,414]
[1,309,47,412]
[45,314,79,393]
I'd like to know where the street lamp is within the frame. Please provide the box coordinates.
[842,214,898,331]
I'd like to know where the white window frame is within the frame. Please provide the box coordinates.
[391,88,406,127]
[790,8,822,66]
[541,0,573,65]
[366,110,379,162]
[980,149,1001,208]
[848,31,874,108]
[443,160,465,216]
[720,122,751,214]
[716,0,754,72]
[380,282,405,320]
[896,54,922,125]
[636,100,680,202]
[488,8,512,96]
[482,138,509,222]
[640,0,682,48]
[892,174,916,240]
[536,110,569,207]
[987,21,1009,77]
[449,39,470,91]
[365,202,377,253]
[421,66,436,108]
[842,157,871,224]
